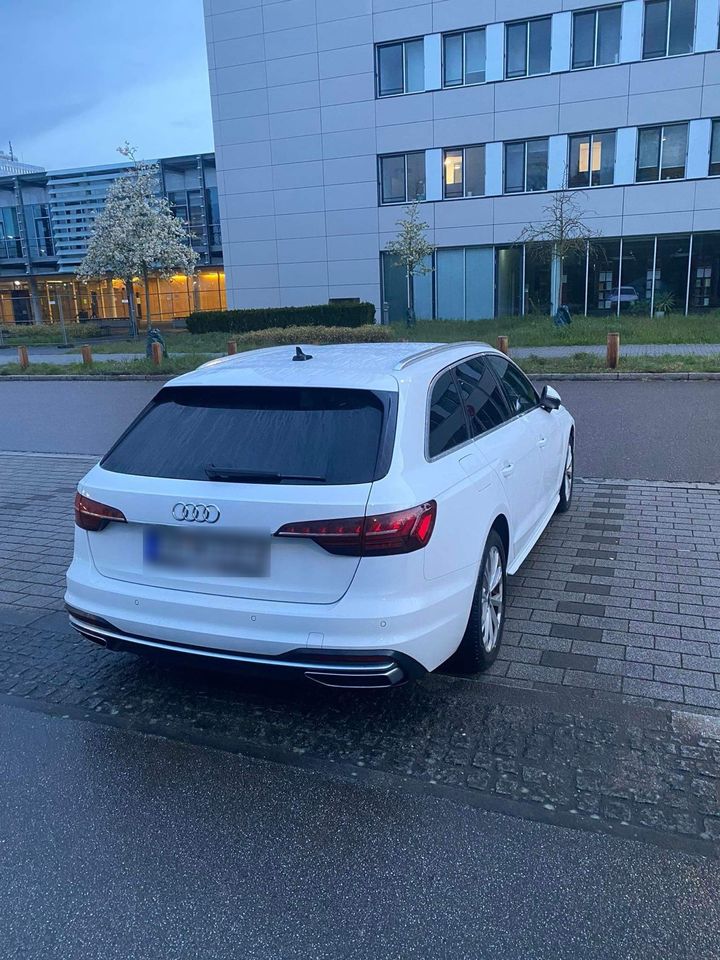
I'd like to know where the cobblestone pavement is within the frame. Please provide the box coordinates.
[1,452,720,855]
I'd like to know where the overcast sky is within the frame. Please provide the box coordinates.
[4,0,214,170]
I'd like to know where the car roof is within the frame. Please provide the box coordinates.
[169,341,499,391]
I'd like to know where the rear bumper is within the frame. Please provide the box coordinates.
[67,607,425,688]
[65,553,477,672]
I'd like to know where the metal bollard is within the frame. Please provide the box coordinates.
[607,332,620,370]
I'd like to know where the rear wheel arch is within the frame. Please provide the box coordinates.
[490,513,510,564]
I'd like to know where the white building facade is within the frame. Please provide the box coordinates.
[205,0,720,321]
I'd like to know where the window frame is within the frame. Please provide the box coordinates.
[635,123,689,182]
[426,369,472,459]
[442,27,487,88]
[485,354,541,416]
[376,38,425,98]
[642,0,697,59]
[503,138,549,194]
[568,130,617,188]
[442,144,486,200]
[571,5,622,69]
[378,151,426,205]
[505,16,552,80]
[710,120,720,177]
[425,353,539,462]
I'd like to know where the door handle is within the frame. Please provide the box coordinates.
[501,462,514,477]
[537,437,548,448]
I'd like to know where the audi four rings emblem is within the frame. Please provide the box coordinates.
[172,503,220,524]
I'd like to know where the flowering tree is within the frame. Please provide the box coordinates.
[386,201,434,326]
[78,144,199,334]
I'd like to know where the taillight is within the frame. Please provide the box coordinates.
[74,492,127,532]
[275,501,436,557]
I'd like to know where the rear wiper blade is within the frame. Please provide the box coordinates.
[204,465,326,484]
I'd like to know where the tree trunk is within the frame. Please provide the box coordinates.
[126,278,138,338]
[407,265,416,327]
[142,265,152,331]
[550,245,563,317]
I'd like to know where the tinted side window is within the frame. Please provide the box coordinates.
[454,358,510,436]
[428,372,470,457]
[486,356,538,416]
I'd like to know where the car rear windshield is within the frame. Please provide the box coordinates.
[101,386,396,485]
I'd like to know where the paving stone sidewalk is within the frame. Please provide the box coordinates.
[0,452,719,853]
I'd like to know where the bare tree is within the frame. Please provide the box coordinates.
[386,201,434,325]
[517,188,597,317]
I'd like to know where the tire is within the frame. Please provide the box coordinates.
[556,435,574,514]
[453,530,507,673]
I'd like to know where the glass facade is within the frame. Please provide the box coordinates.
[0,271,226,327]
[382,233,720,323]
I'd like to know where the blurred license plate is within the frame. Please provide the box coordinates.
[144,527,269,578]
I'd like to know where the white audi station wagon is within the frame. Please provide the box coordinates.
[66,342,575,688]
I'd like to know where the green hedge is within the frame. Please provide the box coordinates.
[187,302,375,335]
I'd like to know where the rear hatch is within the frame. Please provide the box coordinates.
[82,384,397,604]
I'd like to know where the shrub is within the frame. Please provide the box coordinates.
[236,325,395,348]
[187,302,376,335]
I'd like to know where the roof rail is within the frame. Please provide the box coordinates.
[393,342,488,371]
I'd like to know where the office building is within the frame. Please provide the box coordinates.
[0,154,225,325]
[205,0,720,321]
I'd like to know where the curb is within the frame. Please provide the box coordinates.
[529,372,720,381]
[0,375,171,382]
[0,372,718,383]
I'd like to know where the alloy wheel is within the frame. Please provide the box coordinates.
[564,443,574,501]
[480,545,504,653]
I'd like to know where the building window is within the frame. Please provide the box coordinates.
[0,207,22,259]
[504,139,549,193]
[710,120,720,176]
[636,124,688,181]
[443,146,485,199]
[572,6,622,68]
[377,39,425,97]
[24,204,54,258]
[568,131,616,187]
[443,28,486,86]
[643,0,696,59]
[505,17,552,79]
[379,153,426,204]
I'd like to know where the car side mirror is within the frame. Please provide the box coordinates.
[540,385,562,412]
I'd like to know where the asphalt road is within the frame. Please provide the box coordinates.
[1,703,718,960]
[0,378,718,481]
